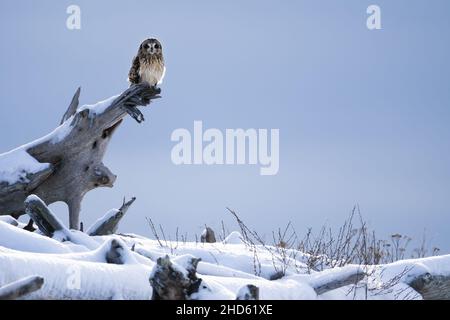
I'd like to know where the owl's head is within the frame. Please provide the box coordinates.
[140,38,163,56]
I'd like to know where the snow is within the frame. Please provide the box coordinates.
[0,147,50,185]
[305,265,364,289]
[44,117,75,144]
[0,249,153,299]
[223,231,245,244]
[0,215,19,226]
[77,95,119,116]
[172,254,198,277]
[0,119,72,187]
[0,221,72,254]
[191,277,236,300]
[0,219,449,300]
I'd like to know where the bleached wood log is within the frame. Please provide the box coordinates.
[87,197,136,236]
[23,194,99,250]
[0,83,160,229]
[308,266,366,295]
[25,195,65,237]
[407,273,450,300]
[0,275,44,300]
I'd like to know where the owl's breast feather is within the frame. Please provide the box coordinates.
[139,60,165,86]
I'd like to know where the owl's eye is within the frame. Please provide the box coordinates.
[143,44,149,49]
[154,44,160,49]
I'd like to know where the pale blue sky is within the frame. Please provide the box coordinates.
[1,1,449,252]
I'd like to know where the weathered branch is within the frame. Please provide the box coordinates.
[0,83,160,229]
[407,273,450,300]
[0,276,44,300]
[0,166,54,214]
[87,197,136,236]
[60,87,81,124]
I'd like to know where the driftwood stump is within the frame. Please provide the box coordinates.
[200,226,216,243]
[236,284,259,300]
[149,255,202,300]
[0,84,160,229]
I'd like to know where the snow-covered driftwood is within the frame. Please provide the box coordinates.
[24,194,97,249]
[150,255,202,300]
[0,83,160,229]
[1,219,450,300]
[200,227,216,243]
[0,237,153,299]
[407,273,450,300]
[236,284,259,300]
[0,275,44,300]
[0,215,19,227]
[87,197,136,236]
[25,195,66,238]
[308,266,366,295]
[1,198,450,301]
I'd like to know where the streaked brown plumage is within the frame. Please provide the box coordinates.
[128,38,165,86]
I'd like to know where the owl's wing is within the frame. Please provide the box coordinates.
[128,56,141,84]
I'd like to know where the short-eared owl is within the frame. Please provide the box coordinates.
[128,38,165,86]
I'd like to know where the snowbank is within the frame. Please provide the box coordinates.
[0,219,449,300]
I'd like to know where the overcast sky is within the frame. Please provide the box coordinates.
[1,0,449,252]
